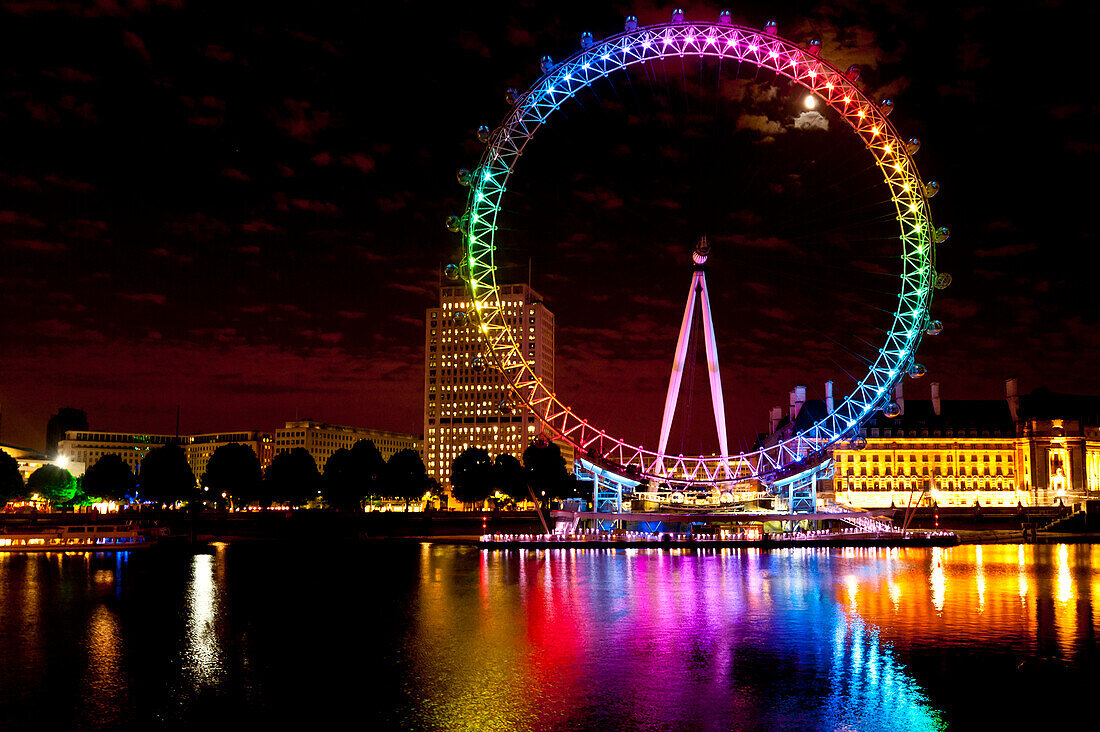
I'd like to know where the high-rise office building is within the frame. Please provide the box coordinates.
[424,284,555,488]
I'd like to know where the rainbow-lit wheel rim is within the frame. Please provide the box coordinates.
[459,15,940,485]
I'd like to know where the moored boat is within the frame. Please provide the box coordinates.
[0,522,156,552]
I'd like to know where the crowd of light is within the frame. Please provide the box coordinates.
[479,527,957,546]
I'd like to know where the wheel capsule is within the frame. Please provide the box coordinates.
[443,263,462,281]
[456,168,472,187]
[850,436,868,451]
[907,363,927,379]
[934,272,952,290]
[934,226,950,244]
[924,180,940,198]
[476,125,491,144]
[926,320,944,336]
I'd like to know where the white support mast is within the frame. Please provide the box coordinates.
[657,237,730,474]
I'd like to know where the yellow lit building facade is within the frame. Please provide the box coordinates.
[424,284,555,487]
[832,382,1100,508]
[273,420,421,470]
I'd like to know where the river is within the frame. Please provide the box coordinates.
[1,543,1096,730]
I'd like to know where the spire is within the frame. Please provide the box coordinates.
[657,238,730,473]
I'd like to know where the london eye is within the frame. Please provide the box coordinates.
[447,10,949,489]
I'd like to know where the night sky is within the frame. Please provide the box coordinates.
[1,0,1097,454]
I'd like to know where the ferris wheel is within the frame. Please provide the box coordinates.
[447,9,950,486]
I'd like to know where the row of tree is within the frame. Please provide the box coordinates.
[450,442,585,508]
[0,438,588,510]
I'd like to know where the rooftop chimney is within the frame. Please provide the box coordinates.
[894,381,905,416]
[825,381,834,413]
[790,386,806,420]
[769,406,783,434]
[931,382,941,416]
[1005,377,1019,422]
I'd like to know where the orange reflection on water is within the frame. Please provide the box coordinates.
[838,544,1097,663]
[408,543,1100,730]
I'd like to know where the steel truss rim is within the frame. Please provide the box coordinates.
[461,19,938,486]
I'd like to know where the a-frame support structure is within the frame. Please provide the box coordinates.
[657,238,729,474]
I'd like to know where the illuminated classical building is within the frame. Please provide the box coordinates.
[831,380,1100,508]
[423,283,556,487]
[1013,387,1100,505]
[273,420,421,469]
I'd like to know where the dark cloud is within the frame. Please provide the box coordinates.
[0,0,1095,453]
[974,243,1039,257]
[274,99,331,142]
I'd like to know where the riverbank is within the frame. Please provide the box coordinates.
[3,507,1097,545]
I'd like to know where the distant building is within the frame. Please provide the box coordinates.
[57,431,177,476]
[831,382,1024,508]
[273,420,421,471]
[46,407,88,459]
[0,443,61,482]
[1014,386,1100,504]
[187,432,274,480]
[423,283,556,487]
[786,379,1100,508]
[57,430,274,480]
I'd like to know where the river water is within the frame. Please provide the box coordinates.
[1,542,1097,730]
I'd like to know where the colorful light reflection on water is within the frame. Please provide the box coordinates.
[0,544,1098,730]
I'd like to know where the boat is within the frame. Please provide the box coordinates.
[0,522,156,552]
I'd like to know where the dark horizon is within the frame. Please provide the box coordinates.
[2,0,1097,453]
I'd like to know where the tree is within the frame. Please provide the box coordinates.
[263,448,320,507]
[27,465,79,505]
[140,444,197,503]
[424,476,442,505]
[202,442,261,508]
[350,439,386,498]
[491,453,527,504]
[523,440,570,507]
[0,452,24,502]
[450,447,493,508]
[322,448,364,511]
[387,448,428,510]
[82,454,136,501]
